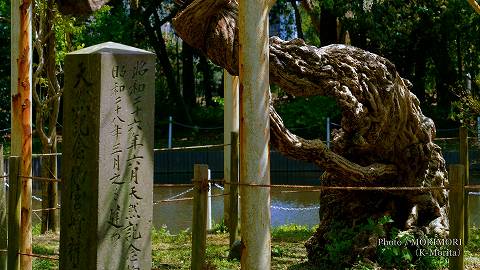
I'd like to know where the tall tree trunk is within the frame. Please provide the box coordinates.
[172,1,448,267]
[141,6,192,122]
[319,8,337,45]
[200,55,214,107]
[182,41,196,107]
[300,0,320,36]
[432,37,457,114]
[289,0,303,40]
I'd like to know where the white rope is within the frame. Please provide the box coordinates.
[32,195,43,202]
[214,183,224,190]
[271,205,320,211]
[162,187,194,202]
[470,192,480,196]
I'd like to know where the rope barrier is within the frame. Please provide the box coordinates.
[433,137,459,141]
[214,183,224,190]
[32,195,43,202]
[32,207,60,212]
[271,205,320,211]
[465,185,480,191]
[18,252,59,261]
[154,197,193,204]
[437,128,460,132]
[207,179,450,191]
[154,184,194,187]
[210,193,229,198]
[154,143,230,152]
[31,152,62,157]
[162,187,194,201]
[20,175,61,182]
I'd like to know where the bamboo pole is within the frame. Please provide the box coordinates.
[223,71,239,227]
[8,157,21,270]
[229,132,240,249]
[238,0,273,268]
[448,164,464,270]
[11,0,33,269]
[0,145,5,270]
[459,127,469,242]
[191,164,208,270]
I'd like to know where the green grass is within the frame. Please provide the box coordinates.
[26,224,480,269]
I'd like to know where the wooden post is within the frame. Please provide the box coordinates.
[238,0,273,268]
[0,145,6,270]
[11,0,33,269]
[8,157,21,270]
[459,127,469,242]
[40,155,59,233]
[191,164,209,270]
[448,164,464,270]
[229,132,240,248]
[223,71,239,227]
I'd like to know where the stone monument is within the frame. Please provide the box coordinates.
[60,42,155,270]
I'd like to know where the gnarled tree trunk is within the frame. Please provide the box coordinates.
[172,0,449,267]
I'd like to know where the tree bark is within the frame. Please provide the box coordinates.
[172,0,449,266]
[140,4,192,122]
[200,55,214,107]
[182,42,196,107]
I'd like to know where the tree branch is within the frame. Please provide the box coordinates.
[467,0,480,14]
[269,104,398,182]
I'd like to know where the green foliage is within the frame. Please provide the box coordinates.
[376,229,415,269]
[275,96,341,140]
[449,85,480,128]
[271,224,316,242]
[316,216,450,270]
[210,219,228,234]
[467,226,480,253]
[32,259,56,270]
[0,1,11,130]
[271,245,286,257]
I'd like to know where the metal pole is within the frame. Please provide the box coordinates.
[477,116,480,142]
[0,145,5,270]
[11,0,33,269]
[223,71,239,226]
[326,117,330,149]
[238,0,273,268]
[207,169,212,231]
[229,132,240,249]
[168,116,173,149]
[459,127,469,242]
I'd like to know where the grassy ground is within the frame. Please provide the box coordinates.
[29,224,480,270]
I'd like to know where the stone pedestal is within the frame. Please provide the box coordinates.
[60,42,155,270]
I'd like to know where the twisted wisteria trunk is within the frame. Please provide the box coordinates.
[173,0,449,266]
